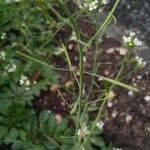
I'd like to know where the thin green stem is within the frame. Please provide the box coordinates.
[57,1,84,149]
[17,51,138,92]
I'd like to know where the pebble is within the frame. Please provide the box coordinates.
[106,48,115,54]
[107,101,113,107]
[126,114,133,123]
[144,95,150,102]
[112,110,118,118]
[136,75,142,80]
[128,90,134,97]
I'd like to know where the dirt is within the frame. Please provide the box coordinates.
[13,2,150,150]
[103,67,150,150]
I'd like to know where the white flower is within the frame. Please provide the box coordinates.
[102,0,109,5]
[25,87,30,91]
[133,38,143,46]
[96,121,104,130]
[54,47,64,55]
[77,125,90,138]
[135,56,147,67]
[80,0,99,11]
[20,76,27,85]
[123,36,132,43]
[88,0,99,11]
[25,80,31,86]
[19,75,31,87]
[123,32,143,47]
[129,31,136,37]
[0,51,6,60]
[5,63,17,73]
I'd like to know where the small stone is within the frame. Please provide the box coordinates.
[104,70,110,76]
[133,82,137,87]
[74,56,78,60]
[106,48,115,54]
[50,84,60,92]
[126,114,133,123]
[144,95,150,102]
[145,71,149,75]
[65,80,74,88]
[128,90,134,97]
[112,110,118,118]
[98,76,103,81]
[68,43,74,50]
[117,47,127,55]
[107,102,113,107]
[55,114,62,123]
[83,56,87,63]
[136,75,142,80]
[61,101,65,106]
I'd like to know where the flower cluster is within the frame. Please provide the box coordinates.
[77,125,90,139]
[79,0,99,11]
[19,75,37,91]
[135,56,147,67]
[5,63,17,73]
[123,31,143,47]
[0,51,6,60]
[102,0,109,5]
[96,120,104,130]
[19,75,31,91]
[79,0,109,11]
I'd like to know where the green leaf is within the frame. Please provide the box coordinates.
[42,141,58,150]
[11,143,22,150]
[90,136,106,148]
[48,114,56,135]
[0,125,8,139]
[18,130,26,141]
[22,122,31,132]
[39,110,50,124]
[0,115,5,124]
[61,144,73,150]
[54,119,69,135]
[4,127,18,141]
[59,136,74,144]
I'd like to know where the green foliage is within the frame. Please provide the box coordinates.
[0,0,121,149]
[0,100,74,150]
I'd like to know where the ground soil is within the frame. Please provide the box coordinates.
[2,2,149,150]
[34,3,150,149]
